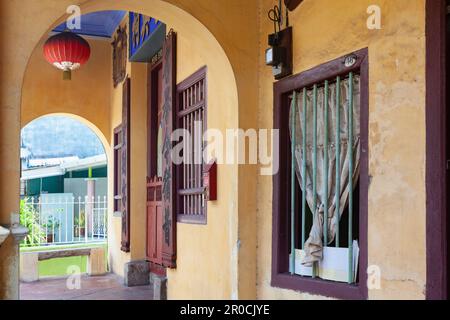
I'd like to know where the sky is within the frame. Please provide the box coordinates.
[21,116,105,160]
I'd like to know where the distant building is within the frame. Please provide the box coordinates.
[20,116,107,198]
[20,154,107,198]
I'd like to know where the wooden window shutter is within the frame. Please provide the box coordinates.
[121,77,131,252]
[176,66,207,224]
[161,30,177,268]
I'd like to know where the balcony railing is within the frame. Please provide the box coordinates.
[20,195,108,247]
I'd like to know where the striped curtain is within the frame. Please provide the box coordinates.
[289,76,361,266]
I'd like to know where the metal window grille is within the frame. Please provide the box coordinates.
[289,72,360,284]
[176,68,207,222]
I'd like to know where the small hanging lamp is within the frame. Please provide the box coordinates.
[43,31,91,80]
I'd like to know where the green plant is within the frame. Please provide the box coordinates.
[74,210,86,237]
[19,198,45,247]
[74,210,86,227]
[43,215,61,233]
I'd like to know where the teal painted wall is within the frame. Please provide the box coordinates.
[26,176,64,196]
[25,165,107,196]
[64,167,107,179]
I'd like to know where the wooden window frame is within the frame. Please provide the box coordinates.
[175,66,208,225]
[160,31,177,268]
[113,124,123,214]
[271,48,369,299]
[147,60,163,178]
[120,77,131,253]
[425,0,448,300]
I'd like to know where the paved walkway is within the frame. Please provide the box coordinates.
[20,273,153,300]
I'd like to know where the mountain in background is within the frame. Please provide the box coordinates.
[21,116,105,160]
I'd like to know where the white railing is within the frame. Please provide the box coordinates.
[20,195,108,247]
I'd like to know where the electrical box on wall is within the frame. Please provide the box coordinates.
[266,27,293,80]
[203,160,217,201]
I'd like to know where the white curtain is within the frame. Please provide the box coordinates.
[289,76,361,266]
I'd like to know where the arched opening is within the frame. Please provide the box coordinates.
[15,1,243,300]
[19,114,112,299]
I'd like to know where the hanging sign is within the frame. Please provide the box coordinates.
[129,12,166,62]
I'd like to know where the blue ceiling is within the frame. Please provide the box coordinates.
[53,11,127,38]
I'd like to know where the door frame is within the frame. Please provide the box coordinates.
[146,58,167,276]
[426,0,448,300]
[147,60,163,179]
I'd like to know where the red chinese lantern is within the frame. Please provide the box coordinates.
[43,31,91,80]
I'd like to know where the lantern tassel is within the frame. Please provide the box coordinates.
[63,69,72,80]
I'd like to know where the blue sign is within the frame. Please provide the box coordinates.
[129,12,164,61]
[53,11,126,38]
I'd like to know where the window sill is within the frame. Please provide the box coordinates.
[177,214,207,225]
[271,272,367,300]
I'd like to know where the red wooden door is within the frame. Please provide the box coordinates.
[146,177,163,266]
[146,61,164,270]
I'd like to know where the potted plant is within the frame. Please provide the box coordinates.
[74,210,86,238]
[19,198,46,247]
[43,215,61,243]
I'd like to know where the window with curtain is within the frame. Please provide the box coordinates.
[289,74,360,279]
[272,49,368,299]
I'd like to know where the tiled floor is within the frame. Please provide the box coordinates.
[20,273,153,300]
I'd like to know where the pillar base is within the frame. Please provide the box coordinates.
[124,260,150,287]
[150,272,167,300]
[20,252,39,282]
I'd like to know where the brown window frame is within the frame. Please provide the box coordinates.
[425,0,448,300]
[113,125,123,214]
[271,49,369,299]
[175,66,208,225]
[147,60,164,179]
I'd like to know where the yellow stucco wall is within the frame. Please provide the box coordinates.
[20,38,112,144]
[70,0,258,300]
[257,0,426,300]
[107,22,153,276]
[104,11,245,298]
[107,19,132,277]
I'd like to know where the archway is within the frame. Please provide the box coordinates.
[19,114,111,299]
[8,0,253,300]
